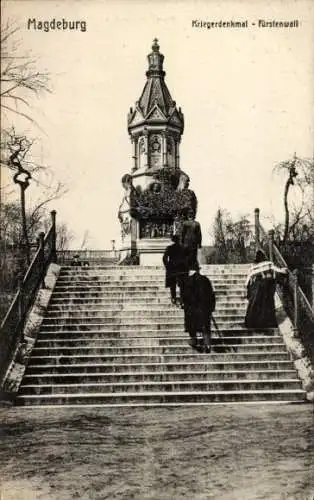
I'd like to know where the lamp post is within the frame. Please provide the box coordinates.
[13,166,32,267]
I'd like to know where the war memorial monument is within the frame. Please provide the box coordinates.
[118,39,197,264]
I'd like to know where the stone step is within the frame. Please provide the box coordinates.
[47,298,247,307]
[57,269,247,274]
[48,301,247,308]
[45,307,246,318]
[36,328,276,339]
[19,379,302,396]
[25,359,296,375]
[59,265,251,273]
[39,322,245,332]
[57,269,249,275]
[42,312,244,321]
[31,343,287,357]
[41,313,244,324]
[41,315,244,332]
[56,275,247,282]
[46,306,247,315]
[59,266,250,270]
[21,369,298,385]
[54,279,246,286]
[48,295,246,305]
[55,278,247,285]
[26,352,292,366]
[50,291,245,300]
[53,284,246,292]
[15,389,305,406]
[35,335,283,347]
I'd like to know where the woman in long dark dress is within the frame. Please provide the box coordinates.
[244,250,287,331]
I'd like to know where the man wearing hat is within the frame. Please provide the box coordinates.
[180,209,202,270]
[162,234,187,306]
[183,261,216,352]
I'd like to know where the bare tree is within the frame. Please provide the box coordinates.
[211,209,253,264]
[55,222,74,252]
[1,19,50,126]
[3,128,67,265]
[0,18,53,260]
[6,132,33,263]
[212,208,228,263]
[274,154,314,242]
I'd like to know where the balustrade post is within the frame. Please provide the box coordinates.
[311,264,314,309]
[17,278,23,324]
[50,210,57,263]
[268,229,274,262]
[254,208,260,249]
[17,278,25,342]
[39,231,45,288]
[293,269,299,333]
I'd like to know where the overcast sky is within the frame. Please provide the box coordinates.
[2,0,314,249]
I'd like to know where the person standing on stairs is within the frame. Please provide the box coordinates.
[183,261,216,353]
[162,234,187,306]
[180,209,202,270]
[70,254,82,267]
[244,249,288,332]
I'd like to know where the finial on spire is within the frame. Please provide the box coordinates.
[152,38,160,52]
[146,38,164,76]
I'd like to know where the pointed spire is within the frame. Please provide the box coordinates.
[128,39,184,132]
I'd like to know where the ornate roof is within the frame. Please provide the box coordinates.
[128,39,184,132]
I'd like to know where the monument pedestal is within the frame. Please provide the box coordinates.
[137,238,170,266]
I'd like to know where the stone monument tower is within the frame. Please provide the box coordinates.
[118,39,197,264]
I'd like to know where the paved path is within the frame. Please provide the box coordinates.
[0,404,313,499]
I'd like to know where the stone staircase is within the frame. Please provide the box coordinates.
[16,264,306,406]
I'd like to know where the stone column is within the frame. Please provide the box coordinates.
[254,208,260,249]
[143,130,149,168]
[175,137,180,169]
[131,137,138,172]
[268,229,274,262]
[162,132,167,167]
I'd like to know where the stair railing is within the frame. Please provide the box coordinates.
[254,208,314,336]
[57,249,120,265]
[0,210,57,384]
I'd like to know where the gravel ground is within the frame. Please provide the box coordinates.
[0,404,313,500]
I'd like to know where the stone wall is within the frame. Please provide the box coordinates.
[275,291,314,402]
[0,263,61,405]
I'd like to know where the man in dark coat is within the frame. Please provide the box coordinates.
[162,235,187,306]
[181,209,202,269]
[183,261,216,352]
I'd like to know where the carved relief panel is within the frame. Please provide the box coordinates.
[149,134,162,168]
